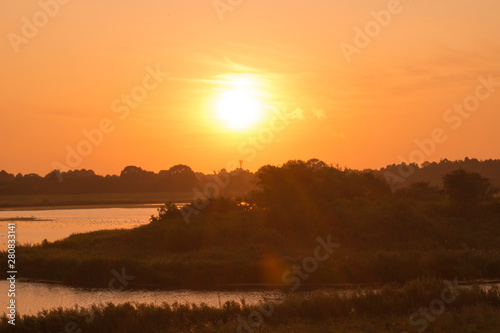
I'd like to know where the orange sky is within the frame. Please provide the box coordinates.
[1,0,500,175]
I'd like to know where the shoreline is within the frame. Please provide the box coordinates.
[0,202,166,212]
[15,277,500,292]
[0,191,198,211]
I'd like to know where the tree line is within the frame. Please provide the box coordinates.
[153,158,499,226]
[0,165,255,195]
[0,158,498,196]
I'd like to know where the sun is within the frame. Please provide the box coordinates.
[215,90,262,129]
[213,77,265,130]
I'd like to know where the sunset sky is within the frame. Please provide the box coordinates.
[1,0,499,175]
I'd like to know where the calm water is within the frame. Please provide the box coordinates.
[0,206,160,249]
[0,281,284,316]
[1,281,497,316]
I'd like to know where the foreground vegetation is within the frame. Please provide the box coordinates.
[1,279,499,332]
[5,161,499,289]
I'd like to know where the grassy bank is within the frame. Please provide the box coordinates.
[6,198,500,289]
[0,192,194,209]
[1,279,499,332]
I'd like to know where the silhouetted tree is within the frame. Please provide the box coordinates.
[246,159,391,229]
[396,181,443,201]
[120,166,156,192]
[150,202,180,222]
[159,165,199,191]
[443,169,498,212]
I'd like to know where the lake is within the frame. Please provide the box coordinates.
[0,205,161,249]
[1,280,498,317]
[0,281,285,316]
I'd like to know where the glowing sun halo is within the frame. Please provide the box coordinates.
[215,88,263,129]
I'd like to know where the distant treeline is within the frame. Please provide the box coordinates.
[0,165,255,195]
[0,158,499,195]
[376,158,500,189]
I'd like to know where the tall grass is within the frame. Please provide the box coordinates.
[1,279,498,332]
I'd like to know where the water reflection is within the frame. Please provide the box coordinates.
[0,206,160,249]
[1,281,498,316]
[0,281,284,316]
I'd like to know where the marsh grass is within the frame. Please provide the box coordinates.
[1,279,499,332]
